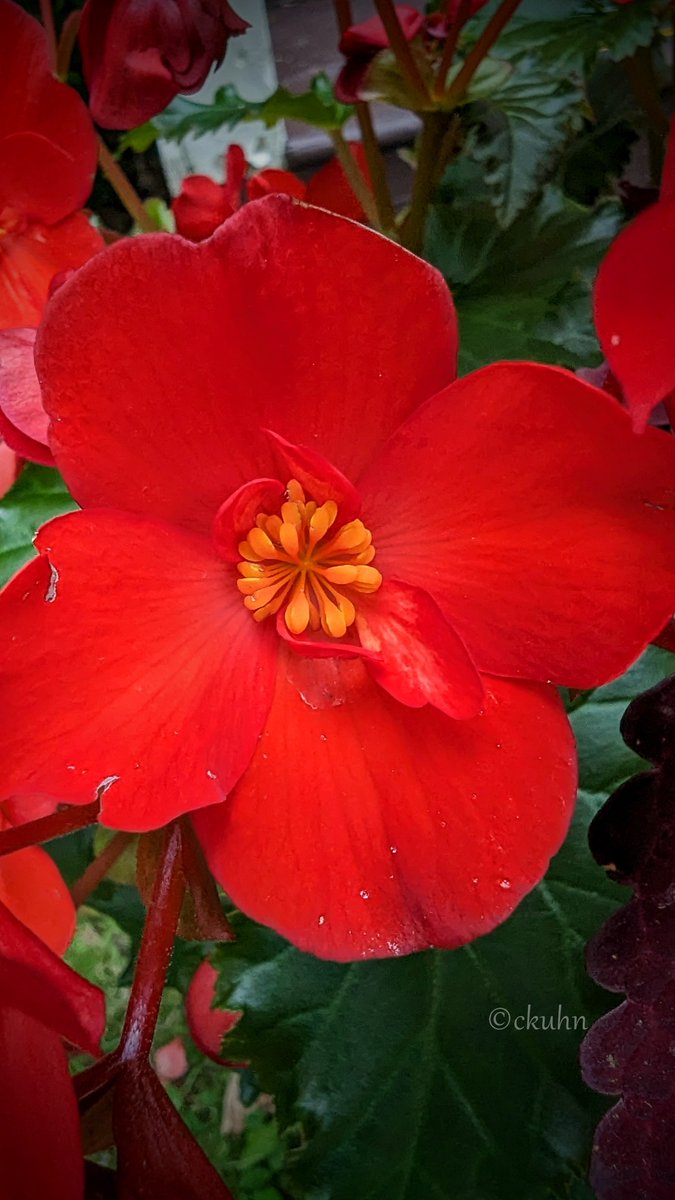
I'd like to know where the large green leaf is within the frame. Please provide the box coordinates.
[213,650,675,1200]
[497,0,660,74]
[468,64,584,225]
[425,178,621,372]
[154,74,352,143]
[0,464,76,588]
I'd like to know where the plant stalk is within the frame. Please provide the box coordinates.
[443,0,523,108]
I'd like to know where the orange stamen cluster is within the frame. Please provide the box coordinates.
[237,480,382,638]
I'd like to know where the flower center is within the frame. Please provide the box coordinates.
[237,479,382,638]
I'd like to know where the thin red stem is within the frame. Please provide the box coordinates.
[443,0,523,108]
[71,831,135,908]
[0,801,100,858]
[56,10,81,80]
[332,0,396,231]
[433,0,471,100]
[374,0,430,107]
[97,137,158,233]
[118,823,185,1063]
[40,0,57,71]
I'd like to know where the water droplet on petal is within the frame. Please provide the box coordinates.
[359,889,369,899]
[44,564,59,603]
[499,878,511,890]
[318,914,325,926]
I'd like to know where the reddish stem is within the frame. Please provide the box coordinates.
[56,10,81,80]
[374,0,430,107]
[39,0,57,71]
[443,0,523,108]
[118,822,185,1063]
[433,0,471,100]
[71,831,135,908]
[97,137,158,233]
[0,801,100,858]
[332,0,396,231]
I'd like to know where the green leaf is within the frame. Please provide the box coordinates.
[0,464,76,588]
[497,0,660,75]
[117,121,159,155]
[425,179,621,372]
[155,74,352,143]
[467,63,585,224]
[212,649,675,1200]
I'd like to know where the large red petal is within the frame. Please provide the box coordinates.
[0,900,104,1053]
[359,362,675,689]
[0,327,53,465]
[357,580,484,718]
[0,509,277,830]
[35,197,457,531]
[0,844,75,955]
[594,198,675,431]
[0,213,103,330]
[0,1009,84,1200]
[0,0,97,223]
[194,653,575,961]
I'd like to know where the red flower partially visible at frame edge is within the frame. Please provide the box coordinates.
[0,0,101,331]
[2,198,675,962]
[594,118,675,432]
[79,0,249,129]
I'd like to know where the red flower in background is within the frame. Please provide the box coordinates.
[335,1,488,102]
[172,142,371,242]
[80,0,249,129]
[3,199,675,960]
[594,120,675,432]
[0,795,76,955]
[186,960,244,1066]
[0,900,105,1200]
[0,440,19,498]
[0,0,101,331]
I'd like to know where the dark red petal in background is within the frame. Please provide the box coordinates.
[339,5,423,54]
[172,174,236,243]
[359,362,675,689]
[247,167,307,203]
[0,1009,85,1200]
[0,0,97,223]
[305,143,371,223]
[194,652,575,961]
[0,510,277,831]
[0,212,103,331]
[80,0,248,130]
[0,439,19,498]
[0,327,53,465]
[36,198,457,531]
[0,900,104,1053]
[357,580,484,718]
[595,198,675,432]
[114,1060,235,1199]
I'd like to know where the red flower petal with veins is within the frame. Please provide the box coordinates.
[359,361,675,689]
[194,655,575,960]
[0,511,277,830]
[0,0,97,225]
[3,197,675,959]
[36,200,457,528]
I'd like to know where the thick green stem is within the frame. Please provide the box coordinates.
[443,0,523,108]
[398,113,453,253]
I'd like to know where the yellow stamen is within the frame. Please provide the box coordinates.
[236,479,382,639]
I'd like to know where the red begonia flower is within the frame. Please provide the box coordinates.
[186,960,244,1066]
[594,120,675,432]
[3,199,675,960]
[0,1,101,331]
[79,0,249,129]
[173,143,370,242]
[0,901,105,1200]
[338,5,424,56]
